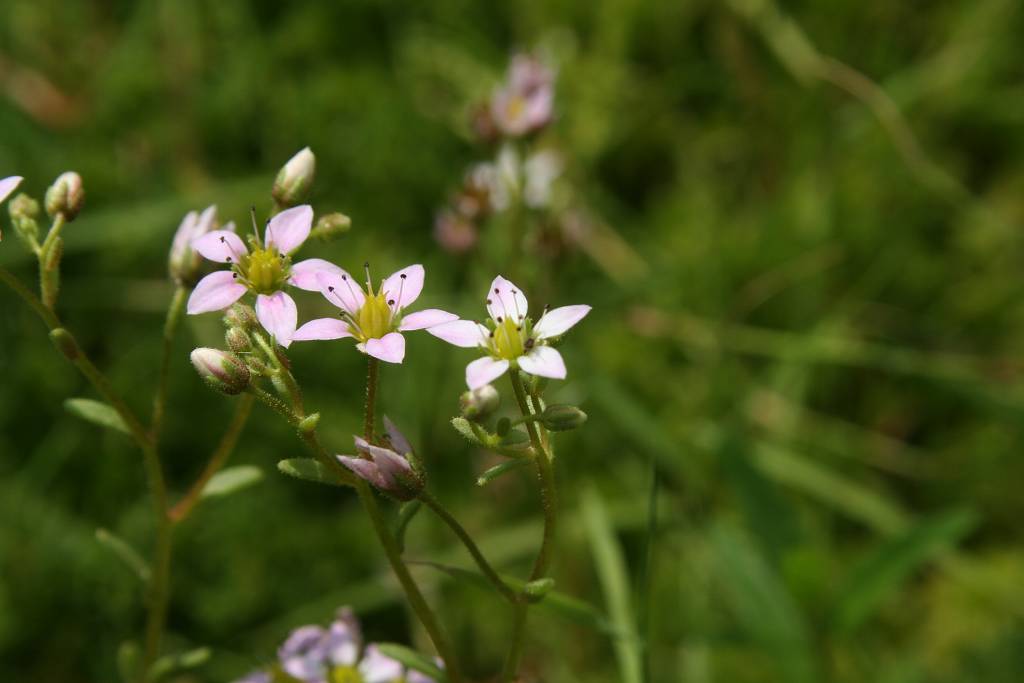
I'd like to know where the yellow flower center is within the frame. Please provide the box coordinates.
[330,666,365,683]
[357,292,394,340]
[240,247,289,295]
[493,317,525,360]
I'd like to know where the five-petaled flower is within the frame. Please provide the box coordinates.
[490,54,555,138]
[292,263,457,364]
[337,416,423,500]
[428,275,590,389]
[186,205,340,348]
[234,606,440,683]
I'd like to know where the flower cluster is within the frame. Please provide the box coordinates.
[235,607,440,683]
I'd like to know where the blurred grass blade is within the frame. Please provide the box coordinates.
[636,458,658,683]
[376,643,448,682]
[64,398,130,435]
[147,646,211,681]
[199,465,263,499]
[96,528,151,584]
[712,522,817,683]
[581,484,643,683]
[277,458,349,486]
[117,641,141,683]
[832,508,978,633]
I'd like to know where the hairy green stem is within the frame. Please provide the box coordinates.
[151,285,187,440]
[420,491,518,603]
[501,370,559,683]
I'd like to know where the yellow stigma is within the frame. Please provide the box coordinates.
[242,247,288,295]
[329,666,365,683]
[357,292,394,340]
[493,317,525,360]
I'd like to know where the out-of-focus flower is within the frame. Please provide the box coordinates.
[337,416,424,500]
[429,275,591,389]
[460,384,500,421]
[293,263,457,364]
[186,205,336,348]
[44,171,84,220]
[273,147,316,207]
[523,149,563,209]
[168,205,228,286]
[231,606,441,683]
[490,54,555,137]
[434,209,478,254]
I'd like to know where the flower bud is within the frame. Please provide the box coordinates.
[49,328,80,361]
[309,212,352,242]
[460,384,500,421]
[225,326,252,352]
[190,348,251,395]
[524,577,555,602]
[8,193,41,247]
[272,147,316,207]
[298,413,321,433]
[223,303,259,331]
[540,404,587,432]
[45,172,85,220]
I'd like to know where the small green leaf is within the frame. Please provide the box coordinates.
[96,528,151,584]
[200,465,263,499]
[277,458,350,486]
[147,646,211,681]
[451,417,486,445]
[375,643,448,682]
[476,459,530,486]
[65,398,130,435]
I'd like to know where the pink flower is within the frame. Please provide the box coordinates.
[428,275,590,389]
[490,54,555,137]
[168,205,227,285]
[336,416,424,500]
[186,205,334,348]
[292,263,457,364]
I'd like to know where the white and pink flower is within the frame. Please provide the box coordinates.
[185,204,338,348]
[491,54,555,137]
[292,263,457,364]
[429,275,590,389]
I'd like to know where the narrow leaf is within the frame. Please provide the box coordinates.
[200,465,263,499]
[375,643,448,682]
[477,459,530,486]
[278,458,349,486]
[65,398,130,435]
[96,528,151,584]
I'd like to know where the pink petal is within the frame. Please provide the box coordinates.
[265,204,313,253]
[359,645,404,683]
[363,332,405,364]
[170,210,199,257]
[383,416,412,455]
[317,270,365,315]
[381,264,424,310]
[195,204,218,235]
[466,357,510,389]
[372,448,414,486]
[533,304,591,339]
[427,320,488,348]
[186,271,247,314]
[192,230,248,263]
[398,308,458,331]
[290,258,344,291]
[256,292,298,348]
[0,176,23,204]
[485,275,529,323]
[337,455,385,488]
[293,318,353,341]
[517,345,566,379]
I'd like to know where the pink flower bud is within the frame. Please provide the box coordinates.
[190,347,251,395]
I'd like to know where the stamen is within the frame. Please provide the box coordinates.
[249,206,262,246]
[393,275,407,312]
[364,262,372,293]
[511,289,524,320]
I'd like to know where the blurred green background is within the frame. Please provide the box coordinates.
[3,1,1024,681]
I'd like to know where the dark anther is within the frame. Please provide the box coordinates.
[364,261,370,269]
[388,299,395,306]
[219,236,226,242]
[328,286,335,292]
[525,338,535,349]
[226,257,232,262]
[497,316,503,322]
[400,274,407,279]
[341,274,348,280]
[494,288,500,294]
[487,298,492,305]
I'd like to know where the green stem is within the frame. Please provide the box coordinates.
[168,393,254,522]
[151,285,187,440]
[420,491,518,603]
[38,212,67,257]
[501,370,559,683]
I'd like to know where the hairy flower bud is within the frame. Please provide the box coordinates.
[45,172,85,220]
[8,193,41,247]
[223,303,259,331]
[272,147,316,207]
[309,212,352,242]
[225,326,252,352]
[190,348,251,395]
[460,384,500,421]
[541,404,587,432]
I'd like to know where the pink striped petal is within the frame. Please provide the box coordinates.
[338,455,385,488]
[517,345,566,379]
[383,416,412,455]
[293,318,353,341]
[398,308,458,331]
[256,292,298,348]
[533,304,591,339]
[485,275,529,323]
[381,264,424,309]
[363,332,405,364]
[0,176,23,204]
[187,271,247,314]
[317,270,365,315]
[192,230,248,263]
[265,204,313,253]
[290,258,344,291]
[427,320,488,348]
[466,356,509,389]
